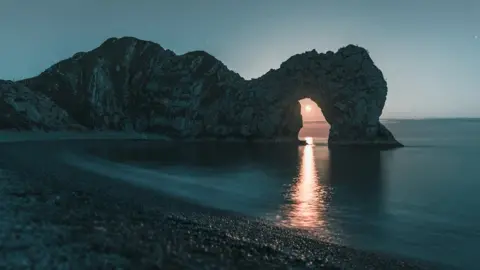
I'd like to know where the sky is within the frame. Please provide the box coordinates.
[0,0,479,119]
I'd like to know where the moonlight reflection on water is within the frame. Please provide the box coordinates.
[283,138,328,231]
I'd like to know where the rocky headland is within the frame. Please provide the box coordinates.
[0,36,402,147]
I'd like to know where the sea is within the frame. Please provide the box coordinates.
[34,119,480,269]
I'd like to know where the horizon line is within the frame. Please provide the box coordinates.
[303,117,480,123]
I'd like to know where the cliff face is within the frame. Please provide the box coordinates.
[0,80,79,131]
[1,36,402,147]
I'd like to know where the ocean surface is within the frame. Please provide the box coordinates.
[62,119,480,269]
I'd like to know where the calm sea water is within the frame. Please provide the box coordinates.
[69,119,480,269]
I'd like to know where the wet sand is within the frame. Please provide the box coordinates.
[0,138,448,270]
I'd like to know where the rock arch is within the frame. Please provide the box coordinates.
[3,37,402,148]
[250,45,402,147]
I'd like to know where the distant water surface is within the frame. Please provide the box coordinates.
[68,119,480,269]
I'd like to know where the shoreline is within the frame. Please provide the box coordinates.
[0,131,301,144]
[0,131,171,143]
[0,138,448,269]
[0,131,401,149]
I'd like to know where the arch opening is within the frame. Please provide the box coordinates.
[298,98,330,141]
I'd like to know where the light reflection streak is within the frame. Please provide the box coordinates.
[285,137,326,229]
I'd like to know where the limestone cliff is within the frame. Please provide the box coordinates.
[1,36,402,147]
[0,80,80,131]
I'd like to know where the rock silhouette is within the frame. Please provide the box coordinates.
[0,36,402,147]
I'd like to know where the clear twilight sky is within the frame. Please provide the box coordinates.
[0,0,479,119]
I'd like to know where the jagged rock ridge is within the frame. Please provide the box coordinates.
[0,36,402,147]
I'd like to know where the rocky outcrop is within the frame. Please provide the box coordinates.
[0,80,81,131]
[1,36,402,147]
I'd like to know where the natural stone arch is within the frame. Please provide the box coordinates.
[250,45,402,147]
[6,37,402,148]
